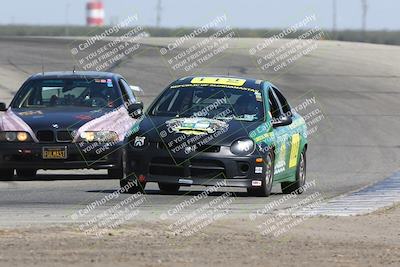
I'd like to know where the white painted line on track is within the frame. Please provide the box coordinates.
[288,171,400,216]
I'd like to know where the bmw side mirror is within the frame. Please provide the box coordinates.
[0,102,7,112]
[272,115,292,128]
[130,85,144,96]
[128,101,144,119]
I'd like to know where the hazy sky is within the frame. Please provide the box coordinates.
[0,0,399,30]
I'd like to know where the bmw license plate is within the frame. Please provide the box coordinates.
[42,146,67,159]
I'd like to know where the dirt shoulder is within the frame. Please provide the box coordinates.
[0,205,399,267]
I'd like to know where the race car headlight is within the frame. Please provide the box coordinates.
[0,131,32,142]
[78,131,119,143]
[230,138,255,156]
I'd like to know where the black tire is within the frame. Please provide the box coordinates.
[0,169,14,181]
[120,178,146,194]
[16,169,37,178]
[247,151,274,197]
[281,149,306,194]
[118,149,146,194]
[108,168,123,179]
[158,183,180,194]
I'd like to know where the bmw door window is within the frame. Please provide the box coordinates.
[119,79,137,105]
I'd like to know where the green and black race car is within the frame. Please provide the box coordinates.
[122,76,308,197]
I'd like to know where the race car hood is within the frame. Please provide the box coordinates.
[134,116,261,147]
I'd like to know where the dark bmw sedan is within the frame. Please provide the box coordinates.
[0,71,143,180]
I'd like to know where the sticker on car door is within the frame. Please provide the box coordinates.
[289,133,300,168]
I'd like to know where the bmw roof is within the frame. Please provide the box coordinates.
[29,71,122,80]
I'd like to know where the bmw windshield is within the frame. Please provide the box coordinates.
[11,78,123,109]
[148,84,265,122]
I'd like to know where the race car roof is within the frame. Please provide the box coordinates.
[29,71,122,80]
[173,76,265,90]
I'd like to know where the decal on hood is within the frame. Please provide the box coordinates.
[74,106,137,142]
[165,117,228,136]
[0,109,39,142]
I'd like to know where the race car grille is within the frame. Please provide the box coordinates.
[157,142,220,153]
[149,158,185,177]
[56,131,74,142]
[36,130,55,142]
[196,145,220,153]
[149,157,226,179]
[190,159,226,179]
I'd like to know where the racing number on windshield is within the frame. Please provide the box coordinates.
[289,133,300,168]
[191,77,246,86]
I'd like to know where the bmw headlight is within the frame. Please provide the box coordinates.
[78,131,119,143]
[230,138,255,156]
[0,131,32,142]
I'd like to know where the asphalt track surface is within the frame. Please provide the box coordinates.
[0,37,399,227]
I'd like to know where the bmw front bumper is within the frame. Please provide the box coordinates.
[0,142,123,170]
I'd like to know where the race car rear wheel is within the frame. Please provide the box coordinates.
[0,169,14,181]
[16,169,37,178]
[281,149,306,194]
[247,151,274,197]
[158,183,180,194]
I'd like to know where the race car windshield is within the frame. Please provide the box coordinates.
[149,85,264,122]
[11,78,123,109]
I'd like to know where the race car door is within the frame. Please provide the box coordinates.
[268,86,295,180]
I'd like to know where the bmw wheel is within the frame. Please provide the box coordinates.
[0,169,14,181]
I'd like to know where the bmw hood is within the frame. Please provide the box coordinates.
[0,106,138,142]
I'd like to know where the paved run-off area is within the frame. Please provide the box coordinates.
[0,205,400,266]
[0,37,399,266]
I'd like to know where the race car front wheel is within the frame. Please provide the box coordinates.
[119,149,146,194]
[108,169,123,179]
[0,169,14,181]
[16,169,37,178]
[247,151,274,197]
[120,178,146,194]
[158,183,180,194]
[281,149,306,194]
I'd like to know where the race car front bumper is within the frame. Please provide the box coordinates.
[126,142,268,188]
[0,142,123,170]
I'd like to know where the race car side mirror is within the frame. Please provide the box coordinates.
[128,101,144,119]
[0,102,7,112]
[272,115,292,128]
